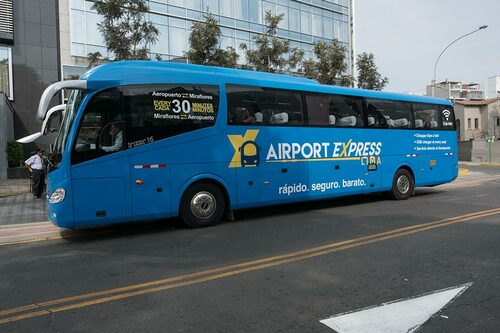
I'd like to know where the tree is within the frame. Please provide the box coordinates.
[303,39,353,86]
[185,12,238,68]
[87,51,105,68]
[356,52,388,90]
[241,11,303,73]
[88,0,159,67]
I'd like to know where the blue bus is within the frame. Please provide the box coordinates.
[25,61,457,228]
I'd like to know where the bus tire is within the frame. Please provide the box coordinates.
[390,168,414,200]
[180,183,225,228]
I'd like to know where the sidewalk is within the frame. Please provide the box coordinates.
[0,177,48,225]
[459,161,500,167]
[0,179,55,245]
[0,178,31,198]
[0,192,47,225]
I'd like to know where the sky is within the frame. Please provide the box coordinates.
[354,0,500,94]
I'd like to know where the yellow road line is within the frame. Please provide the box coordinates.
[1,207,499,325]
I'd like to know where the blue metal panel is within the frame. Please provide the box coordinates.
[71,154,131,226]
[72,177,126,226]
[130,154,171,221]
[46,175,74,228]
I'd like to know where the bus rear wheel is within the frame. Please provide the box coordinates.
[180,183,225,228]
[390,168,414,200]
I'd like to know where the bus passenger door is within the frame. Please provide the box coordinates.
[71,157,129,227]
[70,89,130,226]
[130,160,171,221]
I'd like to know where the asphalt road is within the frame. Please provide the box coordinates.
[0,165,499,332]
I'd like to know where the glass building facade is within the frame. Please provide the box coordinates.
[67,0,353,73]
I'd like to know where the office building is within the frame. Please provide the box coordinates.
[0,0,59,179]
[60,0,354,79]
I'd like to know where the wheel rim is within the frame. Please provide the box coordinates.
[397,175,410,194]
[190,191,217,219]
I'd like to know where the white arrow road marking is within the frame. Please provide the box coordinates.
[320,282,472,333]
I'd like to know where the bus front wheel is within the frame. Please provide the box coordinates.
[180,183,225,228]
[390,169,414,200]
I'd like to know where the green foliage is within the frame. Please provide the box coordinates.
[241,11,302,73]
[5,141,23,168]
[65,74,81,80]
[185,12,239,68]
[356,52,388,90]
[87,51,106,69]
[89,0,159,67]
[303,39,353,86]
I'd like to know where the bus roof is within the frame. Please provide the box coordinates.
[82,61,452,106]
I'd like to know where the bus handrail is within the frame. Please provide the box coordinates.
[36,80,87,123]
[17,104,66,143]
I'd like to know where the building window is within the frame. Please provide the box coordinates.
[66,0,352,73]
[467,118,471,129]
[0,46,13,100]
[474,118,479,129]
[0,0,14,44]
[62,65,88,80]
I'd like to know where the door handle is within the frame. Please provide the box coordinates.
[281,168,288,173]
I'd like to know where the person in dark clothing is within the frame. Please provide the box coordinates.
[25,149,45,198]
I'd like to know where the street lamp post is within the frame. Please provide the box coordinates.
[432,25,488,97]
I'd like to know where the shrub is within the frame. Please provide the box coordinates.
[6,141,23,168]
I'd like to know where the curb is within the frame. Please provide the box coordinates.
[0,221,62,246]
[480,163,500,167]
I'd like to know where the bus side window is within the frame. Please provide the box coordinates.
[227,85,303,126]
[333,95,364,127]
[413,103,441,130]
[123,84,219,147]
[306,94,330,126]
[276,93,302,125]
[365,99,411,129]
[307,93,363,127]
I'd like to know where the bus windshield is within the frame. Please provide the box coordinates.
[49,90,84,170]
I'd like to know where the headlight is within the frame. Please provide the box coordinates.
[49,188,66,204]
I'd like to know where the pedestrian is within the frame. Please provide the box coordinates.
[25,149,45,198]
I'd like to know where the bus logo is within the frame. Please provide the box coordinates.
[239,141,259,167]
[228,130,260,168]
